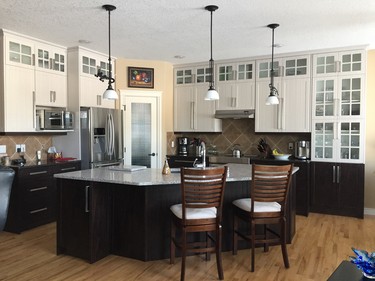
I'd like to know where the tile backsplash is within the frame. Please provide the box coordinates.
[0,135,52,162]
[167,119,310,157]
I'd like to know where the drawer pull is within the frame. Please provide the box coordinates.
[30,186,48,192]
[29,171,48,176]
[60,167,76,171]
[85,185,90,213]
[30,207,48,214]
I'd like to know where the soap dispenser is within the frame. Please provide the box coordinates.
[162,158,171,175]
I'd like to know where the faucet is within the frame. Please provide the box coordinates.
[193,141,206,168]
[201,141,206,168]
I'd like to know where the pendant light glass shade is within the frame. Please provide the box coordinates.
[102,4,118,100]
[204,5,219,101]
[265,23,279,105]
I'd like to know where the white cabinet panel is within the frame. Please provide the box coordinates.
[35,70,67,107]
[2,65,35,132]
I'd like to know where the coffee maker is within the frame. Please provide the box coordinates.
[177,137,189,156]
[295,141,310,159]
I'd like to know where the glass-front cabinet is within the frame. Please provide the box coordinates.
[311,49,366,163]
[216,61,255,110]
[255,55,311,133]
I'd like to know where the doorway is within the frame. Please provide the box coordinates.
[120,90,162,168]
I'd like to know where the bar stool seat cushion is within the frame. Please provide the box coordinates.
[233,198,281,213]
[170,203,217,219]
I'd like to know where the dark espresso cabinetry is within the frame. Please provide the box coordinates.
[310,162,364,218]
[5,161,81,233]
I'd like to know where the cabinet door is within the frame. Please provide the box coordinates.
[311,162,339,210]
[80,76,115,109]
[217,81,255,110]
[338,163,364,217]
[57,180,111,263]
[35,43,66,74]
[173,86,195,132]
[5,36,34,68]
[3,65,35,132]
[195,85,221,132]
[255,80,281,132]
[312,121,336,160]
[35,70,67,107]
[281,78,310,132]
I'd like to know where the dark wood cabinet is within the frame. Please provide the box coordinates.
[310,162,364,218]
[5,161,81,233]
[56,179,112,263]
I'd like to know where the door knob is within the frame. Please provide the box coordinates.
[148,153,156,156]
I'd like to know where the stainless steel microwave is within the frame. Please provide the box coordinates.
[39,110,74,130]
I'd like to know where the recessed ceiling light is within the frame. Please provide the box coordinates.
[79,39,91,44]
[174,55,185,59]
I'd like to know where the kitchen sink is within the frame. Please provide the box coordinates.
[208,155,254,165]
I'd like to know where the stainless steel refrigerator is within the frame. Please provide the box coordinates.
[80,107,123,169]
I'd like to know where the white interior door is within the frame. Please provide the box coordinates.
[120,90,162,168]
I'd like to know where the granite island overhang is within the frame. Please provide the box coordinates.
[55,164,298,263]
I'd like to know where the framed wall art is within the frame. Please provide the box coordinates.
[128,67,154,88]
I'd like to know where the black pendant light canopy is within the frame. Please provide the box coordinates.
[96,4,118,100]
[266,23,279,105]
[204,5,219,101]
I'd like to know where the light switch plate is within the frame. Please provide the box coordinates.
[0,145,6,153]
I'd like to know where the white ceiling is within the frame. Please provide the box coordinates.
[1,0,375,64]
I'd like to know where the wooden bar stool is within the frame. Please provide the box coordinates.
[232,164,293,272]
[170,166,228,281]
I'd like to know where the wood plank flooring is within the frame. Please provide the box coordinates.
[0,213,374,280]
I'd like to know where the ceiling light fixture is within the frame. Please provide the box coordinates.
[204,5,219,101]
[96,4,118,100]
[265,23,280,105]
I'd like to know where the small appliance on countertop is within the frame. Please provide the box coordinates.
[177,137,189,156]
[295,141,310,159]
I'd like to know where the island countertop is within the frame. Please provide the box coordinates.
[54,163,255,186]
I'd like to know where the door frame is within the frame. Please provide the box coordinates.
[119,89,162,168]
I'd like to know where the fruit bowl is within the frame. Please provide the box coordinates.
[273,154,292,160]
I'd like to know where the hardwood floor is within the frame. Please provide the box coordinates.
[0,213,374,280]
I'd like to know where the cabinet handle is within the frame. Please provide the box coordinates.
[29,171,48,176]
[32,91,36,129]
[53,91,56,102]
[85,185,90,213]
[335,61,341,73]
[332,166,336,183]
[190,101,195,130]
[336,166,340,184]
[60,167,76,172]
[30,207,47,214]
[50,91,53,102]
[30,186,48,192]
[97,95,102,106]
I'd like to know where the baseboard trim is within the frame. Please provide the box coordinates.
[364,208,375,216]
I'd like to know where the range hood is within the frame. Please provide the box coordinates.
[214,109,255,119]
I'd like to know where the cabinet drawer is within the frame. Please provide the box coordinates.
[22,205,55,229]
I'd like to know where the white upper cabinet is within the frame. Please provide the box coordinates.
[311,49,366,163]
[216,61,255,110]
[173,65,221,132]
[313,50,365,77]
[34,42,67,107]
[255,55,311,133]
[67,47,115,109]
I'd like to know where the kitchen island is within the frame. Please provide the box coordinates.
[55,164,298,263]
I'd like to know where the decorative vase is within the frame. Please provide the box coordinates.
[350,248,375,279]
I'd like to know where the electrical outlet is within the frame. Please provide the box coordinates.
[288,142,294,150]
[21,144,26,152]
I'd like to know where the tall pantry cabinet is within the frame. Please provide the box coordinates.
[310,49,366,218]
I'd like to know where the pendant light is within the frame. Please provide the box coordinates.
[97,4,118,100]
[204,5,219,101]
[265,23,280,105]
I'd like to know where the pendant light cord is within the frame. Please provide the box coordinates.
[107,8,114,87]
[209,9,214,88]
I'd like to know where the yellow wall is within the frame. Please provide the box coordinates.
[115,58,174,164]
[365,50,375,210]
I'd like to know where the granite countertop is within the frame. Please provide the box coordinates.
[54,163,253,186]
[54,164,299,186]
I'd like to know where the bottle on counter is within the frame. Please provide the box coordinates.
[162,158,171,175]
